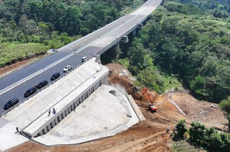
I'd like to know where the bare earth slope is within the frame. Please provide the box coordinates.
[6,63,227,152]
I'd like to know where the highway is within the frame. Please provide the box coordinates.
[0,0,162,114]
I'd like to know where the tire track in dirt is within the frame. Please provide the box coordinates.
[101,131,168,152]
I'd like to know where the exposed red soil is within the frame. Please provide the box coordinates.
[171,92,227,130]
[7,63,227,152]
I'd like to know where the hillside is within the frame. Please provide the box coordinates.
[1,0,230,151]
[120,0,230,104]
[0,0,144,68]
[6,63,227,152]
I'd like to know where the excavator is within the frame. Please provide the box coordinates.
[140,88,158,112]
[147,94,158,112]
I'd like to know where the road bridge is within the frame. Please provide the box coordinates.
[0,0,162,114]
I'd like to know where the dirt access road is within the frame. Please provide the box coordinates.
[5,63,227,152]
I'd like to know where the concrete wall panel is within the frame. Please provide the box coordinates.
[23,67,109,138]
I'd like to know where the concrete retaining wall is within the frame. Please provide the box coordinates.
[23,67,109,138]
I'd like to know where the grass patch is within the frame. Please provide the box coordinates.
[0,42,49,68]
[163,75,182,91]
[169,139,207,152]
[116,58,129,68]
[168,12,230,35]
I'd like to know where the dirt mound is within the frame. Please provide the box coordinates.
[106,63,141,100]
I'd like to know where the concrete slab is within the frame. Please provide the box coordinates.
[0,117,9,128]
[1,58,143,147]
[33,85,140,146]
[23,65,109,137]
[0,122,28,151]
[127,95,145,121]
[130,6,157,15]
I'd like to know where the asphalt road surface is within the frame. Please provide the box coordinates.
[0,0,162,114]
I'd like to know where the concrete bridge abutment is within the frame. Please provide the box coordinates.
[22,62,109,138]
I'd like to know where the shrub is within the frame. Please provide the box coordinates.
[175,119,187,139]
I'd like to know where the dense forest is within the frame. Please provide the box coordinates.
[124,0,230,103]
[0,0,143,67]
[120,0,230,126]
[1,0,230,122]
[174,120,230,151]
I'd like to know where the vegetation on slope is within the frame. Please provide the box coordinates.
[119,0,230,130]
[174,120,230,152]
[220,96,230,128]
[1,0,230,125]
[124,1,230,103]
[0,42,49,67]
[0,0,144,67]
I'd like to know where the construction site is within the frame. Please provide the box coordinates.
[0,57,227,152]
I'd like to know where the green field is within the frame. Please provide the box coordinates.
[0,42,49,68]
[170,140,207,152]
